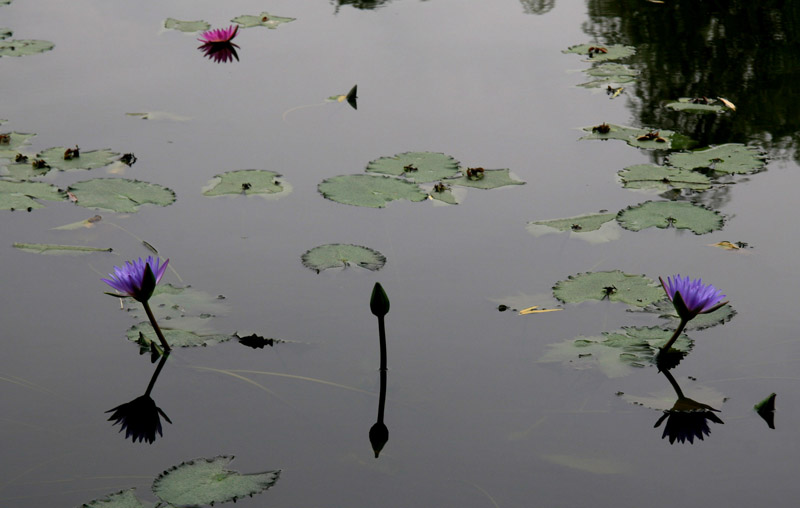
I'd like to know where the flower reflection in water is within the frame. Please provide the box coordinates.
[198,25,240,63]
[654,367,724,444]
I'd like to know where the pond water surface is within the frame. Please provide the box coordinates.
[3,1,800,507]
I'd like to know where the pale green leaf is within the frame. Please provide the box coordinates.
[318,174,427,208]
[365,152,460,184]
[0,180,65,210]
[0,39,54,57]
[446,168,525,189]
[301,244,386,272]
[164,18,210,32]
[616,200,723,234]
[232,12,296,29]
[580,124,695,150]
[13,242,112,255]
[79,488,151,508]
[665,97,727,113]
[618,164,712,191]
[202,169,291,198]
[666,143,766,174]
[68,178,176,212]
[38,147,120,171]
[563,43,636,61]
[553,270,664,307]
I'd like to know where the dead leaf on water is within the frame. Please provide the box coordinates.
[519,306,564,315]
[717,97,736,111]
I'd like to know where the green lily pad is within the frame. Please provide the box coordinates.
[0,180,65,210]
[563,43,636,61]
[152,456,280,506]
[580,124,694,150]
[202,169,291,198]
[528,213,616,233]
[553,270,664,307]
[616,200,723,234]
[665,97,727,114]
[578,63,638,88]
[446,168,526,189]
[301,244,386,272]
[13,242,112,255]
[318,174,427,208]
[631,299,736,331]
[0,161,52,180]
[127,323,232,348]
[540,326,692,378]
[38,147,120,171]
[365,152,460,184]
[232,12,296,29]
[0,29,10,40]
[427,185,459,205]
[666,143,766,174]
[0,39,54,57]
[618,164,712,191]
[164,18,210,33]
[52,214,102,230]
[0,131,36,158]
[78,488,151,508]
[68,178,176,212]
[123,284,229,326]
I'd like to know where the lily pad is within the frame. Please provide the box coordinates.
[618,164,712,191]
[578,63,638,88]
[0,131,36,158]
[202,169,291,198]
[563,43,636,62]
[616,200,723,234]
[580,124,694,150]
[631,299,736,331]
[0,39,54,57]
[79,488,151,508]
[0,161,52,180]
[301,243,386,272]
[318,174,427,208]
[164,18,210,33]
[666,143,766,174]
[446,168,526,189]
[38,147,120,171]
[0,180,65,210]
[528,213,616,233]
[232,12,296,29]
[126,284,229,322]
[365,152,460,184]
[0,29,10,40]
[665,98,726,114]
[127,323,232,348]
[152,456,280,506]
[12,242,112,255]
[68,178,176,212]
[553,270,664,307]
[540,326,692,378]
[52,214,102,230]
[427,185,459,205]
[126,111,191,121]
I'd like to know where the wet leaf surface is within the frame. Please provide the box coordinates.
[445,168,525,189]
[68,178,176,212]
[553,270,664,307]
[164,18,210,32]
[301,243,386,272]
[580,123,694,150]
[666,143,766,174]
[0,180,65,210]
[630,299,736,331]
[202,169,291,198]
[127,323,232,348]
[0,131,36,159]
[318,174,427,208]
[616,200,723,234]
[38,147,120,171]
[232,12,296,29]
[365,151,460,184]
[618,164,712,191]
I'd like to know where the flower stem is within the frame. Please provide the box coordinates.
[660,317,689,353]
[142,300,171,351]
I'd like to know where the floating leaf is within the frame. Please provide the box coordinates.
[580,124,694,150]
[665,97,726,113]
[0,131,36,158]
[301,243,386,272]
[667,143,766,174]
[578,63,638,88]
[328,85,358,110]
[318,174,427,208]
[232,12,296,29]
[616,200,723,234]
[618,164,712,191]
[79,488,151,508]
[152,456,280,506]
[164,18,210,33]
[427,185,459,205]
[718,97,736,111]
[37,147,120,171]
[553,270,664,307]
[631,299,736,331]
[519,306,563,315]
[0,160,52,180]
[127,323,232,348]
[446,168,525,189]
[0,180,64,210]
[12,242,112,255]
[126,111,191,121]
[131,284,229,322]
[202,169,291,198]
[0,29,10,40]
[709,240,750,252]
[68,178,176,212]
[365,152,460,184]
[528,213,616,233]
[52,214,102,230]
[0,39,54,57]
[563,43,636,61]
[540,326,692,378]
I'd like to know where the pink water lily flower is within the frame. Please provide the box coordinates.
[198,25,239,44]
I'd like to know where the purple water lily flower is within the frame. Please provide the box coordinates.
[198,25,239,44]
[103,256,168,303]
[660,275,727,321]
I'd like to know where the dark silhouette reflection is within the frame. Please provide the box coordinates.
[583,0,800,162]
[369,282,390,457]
[198,41,240,63]
[654,348,687,372]
[106,353,172,444]
[755,393,776,429]
[654,368,723,444]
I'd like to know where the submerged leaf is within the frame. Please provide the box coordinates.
[38,147,120,171]
[0,180,65,210]
[552,270,664,307]
[164,18,210,32]
[202,169,291,198]
[563,43,636,61]
[618,164,712,191]
[616,200,723,234]
[366,151,460,184]
[667,143,766,174]
[13,242,112,255]
[232,12,296,29]
[318,174,427,208]
[68,178,176,212]
[301,243,386,272]
[152,456,280,506]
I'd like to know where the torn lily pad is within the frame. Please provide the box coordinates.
[164,18,210,33]
[618,164,712,191]
[540,326,692,378]
[318,174,427,208]
[563,43,636,62]
[616,200,723,234]
[0,180,64,210]
[0,39,54,57]
[232,12,296,29]
[68,178,176,212]
[12,242,112,255]
[203,169,291,198]
[446,168,525,189]
[366,152,460,184]
[152,456,280,506]
[80,488,150,508]
[665,97,727,114]
[127,323,232,348]
[38,147,120,171]
[553,270,664,307]
[302,244,386,272]
[580,124,694,150]
[667,143,766,174]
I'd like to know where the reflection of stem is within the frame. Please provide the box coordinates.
[378,315,387,372]
[142,300,171,351]
[377,369,386,424]
[144,352,170,397]
[661,368,685,399]
[660,317,689,353]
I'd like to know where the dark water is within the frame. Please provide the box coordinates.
[2,0,800,506]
